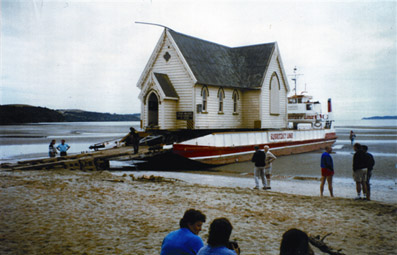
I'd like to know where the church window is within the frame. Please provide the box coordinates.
[270,73,280,115]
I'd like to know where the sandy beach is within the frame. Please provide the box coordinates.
[1,169,396,255]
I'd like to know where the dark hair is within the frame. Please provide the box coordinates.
[280,228,312,255]
[361,145,368,152]
[207,218,233,247]
[179,209,206,228]
[353,143,361,150]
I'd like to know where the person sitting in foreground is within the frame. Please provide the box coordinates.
[280,228,314,255]
[198,218,240,255]
[161,209,206,255]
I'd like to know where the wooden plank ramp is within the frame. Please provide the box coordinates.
[1,145,158,171]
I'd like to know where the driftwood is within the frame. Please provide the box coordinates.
[309,233,345,255]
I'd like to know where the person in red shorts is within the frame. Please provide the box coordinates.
[320,146,334,197]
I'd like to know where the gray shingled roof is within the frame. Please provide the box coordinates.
[168,30,275,89]
[154,73,179,98]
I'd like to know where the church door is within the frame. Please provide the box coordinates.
[148,93,159,127]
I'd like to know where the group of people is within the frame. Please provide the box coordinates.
[161,209,313,255]
[251,145,277,190]
[319,142,375,200]
[251,137,375,201]
[48,139,70,157]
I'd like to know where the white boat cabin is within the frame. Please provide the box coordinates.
[137,29,290,131]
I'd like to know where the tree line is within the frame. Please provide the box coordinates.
[0,105,140,124]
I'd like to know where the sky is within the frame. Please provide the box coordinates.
[1,0,396,120]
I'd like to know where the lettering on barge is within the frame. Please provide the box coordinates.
[270,132,294,141]
[176,111,193,120]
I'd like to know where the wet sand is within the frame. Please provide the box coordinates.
[1,170,396,255]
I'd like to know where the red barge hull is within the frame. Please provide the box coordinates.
[171,130,337,166]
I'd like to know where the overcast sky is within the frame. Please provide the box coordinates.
[1,0,396,120]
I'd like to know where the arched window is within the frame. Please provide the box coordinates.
[201,86,209,112]
[270,73,280,115]
[217,87,225,113]
[232,90,239,113]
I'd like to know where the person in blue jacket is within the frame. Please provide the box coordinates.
[161,209,206,255]
[320,146,334,197]
[198,218,240,255]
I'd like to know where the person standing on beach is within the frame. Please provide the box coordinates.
[198,218,240,255]
[353,143,368,200]
[264,145,277,190]
[48,140,57,158]
[251,145,267,190]
[56,139,70,157]
[320,146,334,197]
[161,209,206,255]
[120,127,140,154]
[362,145,375,201]
[349,130,356,146]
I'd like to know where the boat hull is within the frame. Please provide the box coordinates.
[172,129,337,166]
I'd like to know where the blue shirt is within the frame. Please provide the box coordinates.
[321,152,333,171]
[161,228,204,255]
[198,245,237,255]
[56,143,70,152]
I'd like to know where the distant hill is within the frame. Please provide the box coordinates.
[0,105,140,124]
[362,116,397,120]
[59,109,140,122]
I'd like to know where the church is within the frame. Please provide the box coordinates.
[137,29,290,131]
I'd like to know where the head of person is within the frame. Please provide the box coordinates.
[353,143,361,152]
[179,209,206,235]
[207,218,233,247]
[325,146,332,153]
[254,146,260,152]
[361,145,368,153]
[61,139,65,144]
[264,145,270,152]
[51,139,56,145]
[130,127,135,132]
[280,228,313,255]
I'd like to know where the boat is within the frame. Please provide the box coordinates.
[169,102,336,166]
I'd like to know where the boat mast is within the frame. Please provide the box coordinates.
[290,66,303,96]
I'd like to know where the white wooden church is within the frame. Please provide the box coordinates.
[137,29,290,131]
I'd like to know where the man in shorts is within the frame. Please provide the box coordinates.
[353,143,368,200]
[320,146,334,197]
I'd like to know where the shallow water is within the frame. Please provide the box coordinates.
[1,120,396,204]
[111,170,397,204]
